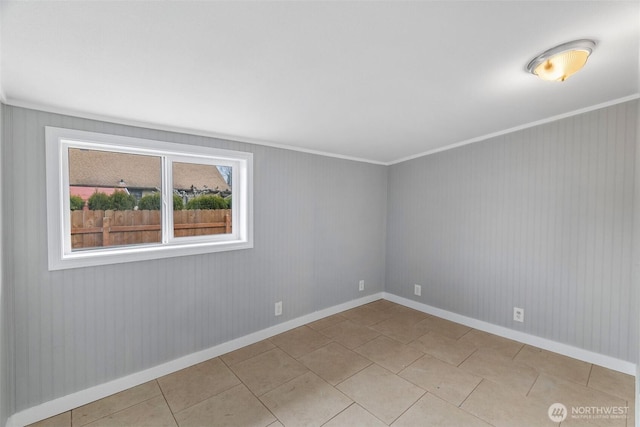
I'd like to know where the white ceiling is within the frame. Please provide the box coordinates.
[1,1,639,164]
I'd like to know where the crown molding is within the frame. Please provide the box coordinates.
[388,93,640,165]
[3,98,387,166]
[5,93,639,167]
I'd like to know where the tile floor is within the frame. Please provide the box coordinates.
[30,300,635,427]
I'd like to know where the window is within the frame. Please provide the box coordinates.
[46,127,253,270]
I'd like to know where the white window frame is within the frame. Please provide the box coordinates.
[45,127,253,270]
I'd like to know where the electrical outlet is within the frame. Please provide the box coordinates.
[414,284,422,296]
[513,307,524,322]
[275,301,283,316]
[359,280,365,291]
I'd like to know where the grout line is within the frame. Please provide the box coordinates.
[72,382,166,427]
[332,360,375,389]
[219,341,277,367]
[586,363,594,388]
[293,340,336,361]
[218,357,281,425]
[256,391,282,425]
[512,343,526,361]
[458,378,484,408]
[457,328,474,341]
[388,389,427,425]
[525,373,540,397]
[254,370,313,424]
[157,359,243,416]
[457,348,479,367]
[156,380,180,427]
[79,392,165,427]
[319,402,356,426]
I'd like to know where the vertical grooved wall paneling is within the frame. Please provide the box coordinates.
[386,100,638,363]
[634,97,640,417]
[3,106,387,411]
[0,101,14,427]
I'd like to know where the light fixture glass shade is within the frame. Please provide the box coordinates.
[527,40,595,82]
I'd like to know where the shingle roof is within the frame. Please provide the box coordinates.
[68,148,230,191]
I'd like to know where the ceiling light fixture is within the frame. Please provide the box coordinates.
[526,39,596,82]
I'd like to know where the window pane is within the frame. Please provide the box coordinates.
[68,148,162,250]
[172,162,232,237]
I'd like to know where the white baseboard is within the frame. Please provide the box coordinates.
[636,364,640,427]
[7,292,383,427]
[382,292,637,376]
[8,291,637,427]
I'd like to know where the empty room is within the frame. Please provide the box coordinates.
[0,1,639,426]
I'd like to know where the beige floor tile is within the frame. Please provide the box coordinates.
[44,300,633,427]
[365,299,400,312]
[457,329,524,358]
[220,340,275,366]
[319,320,380,349]
[28,412,71,427]
[260,372,352,427]
[386,305,430,322]
[269,326,332,358]
[398,354,482,406]
[529,375,628,426]
[354,335,424,373]
[461,379,551,427]
[369,316,432,344]
[587,365,635,402]
[72,381,161,426]
[83,395,176,427]
[157,358,240,413]
[458,348,539,395]
[514,345,592,385]
[299,342,372,385]
[174,384,275,427]
[336,364,425,425]
[306,314,347,331]
[560,415,614,426]
[410,331,477,366]
[392,393,491,427]
[229,348,308,396]
[340,305,395,326]
[384,308,431,330]
[414,316,472,340]
[323,404,386,427]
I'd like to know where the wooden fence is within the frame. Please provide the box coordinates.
[71,209,231,249]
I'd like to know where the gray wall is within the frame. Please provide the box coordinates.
[386,100,639,363]
[0,101,13,427]
[635,101,640,420]
[3,100,639,416]
[1,105,387,411]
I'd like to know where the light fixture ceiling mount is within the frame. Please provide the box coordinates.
[527,39,596,82]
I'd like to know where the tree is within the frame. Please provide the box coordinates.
[87,192,111,210]
[138,193,161,210]
[109,190,136,210]
[186,195,228,210]
[138,193,184,210]
[70,195,85,211]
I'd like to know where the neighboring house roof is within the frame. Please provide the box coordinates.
[173,163,230,192]
[68,148,231,192]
